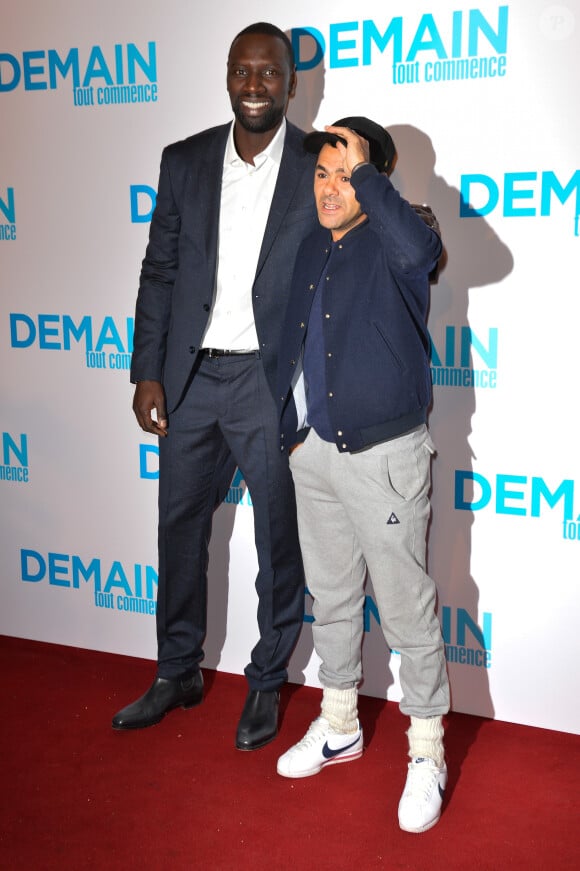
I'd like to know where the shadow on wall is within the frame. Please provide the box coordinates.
[389,123,514,721]
[286,28,325,132]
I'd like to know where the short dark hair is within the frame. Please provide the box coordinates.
[230,22,295,69]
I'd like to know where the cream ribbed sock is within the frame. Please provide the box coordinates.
[321,687,359,734]
[406,715,445,767]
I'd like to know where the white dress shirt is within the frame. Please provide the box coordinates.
[201,118,286,351]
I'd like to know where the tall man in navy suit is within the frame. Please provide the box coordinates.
[112,22,318,750]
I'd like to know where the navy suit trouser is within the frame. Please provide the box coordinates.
[156,352,305,691]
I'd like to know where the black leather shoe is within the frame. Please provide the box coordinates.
[112,671,203,730]
[235,689,280,750]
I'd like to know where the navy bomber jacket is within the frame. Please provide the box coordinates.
[277,162,442,454]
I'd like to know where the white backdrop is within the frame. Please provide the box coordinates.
[2,0,579,734]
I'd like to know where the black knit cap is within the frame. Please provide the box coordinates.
[303,116,396,173]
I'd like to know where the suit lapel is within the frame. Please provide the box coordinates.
[191,122,307,285]
[196,125,229,284]
[255,123,304,279]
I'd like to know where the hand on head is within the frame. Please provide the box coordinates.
[324,126,370,176]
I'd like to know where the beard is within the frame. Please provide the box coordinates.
[231,97,286,134]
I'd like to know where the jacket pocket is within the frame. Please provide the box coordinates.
[372,320,406,373]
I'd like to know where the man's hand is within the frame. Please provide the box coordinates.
[324,125,370,177]
[410,203,441,237]
[132,380,168,437]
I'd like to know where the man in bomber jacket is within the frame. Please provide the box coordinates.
[275,118,451,835]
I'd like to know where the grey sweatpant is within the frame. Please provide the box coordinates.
[289,425,449,718]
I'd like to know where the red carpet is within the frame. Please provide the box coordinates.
[1,635,578,870]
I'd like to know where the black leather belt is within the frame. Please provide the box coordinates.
[202,348,259,358]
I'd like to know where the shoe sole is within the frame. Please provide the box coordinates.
[277,746,363,778]
[235,729,278,751]
[398,812,441,834]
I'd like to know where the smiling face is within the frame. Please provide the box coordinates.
[227,32,296,135]
[314,143,367,241]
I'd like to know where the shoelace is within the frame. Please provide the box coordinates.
[293,717,331,750]
[403,761,439,800]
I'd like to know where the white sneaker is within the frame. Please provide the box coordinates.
[398,757,447,833]
[277,716,363,779]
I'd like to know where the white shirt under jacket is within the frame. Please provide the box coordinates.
[201,118,286,351]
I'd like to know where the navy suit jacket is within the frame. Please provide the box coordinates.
[131,120,318,410]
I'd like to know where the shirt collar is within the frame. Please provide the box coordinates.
[225,118,286,170]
